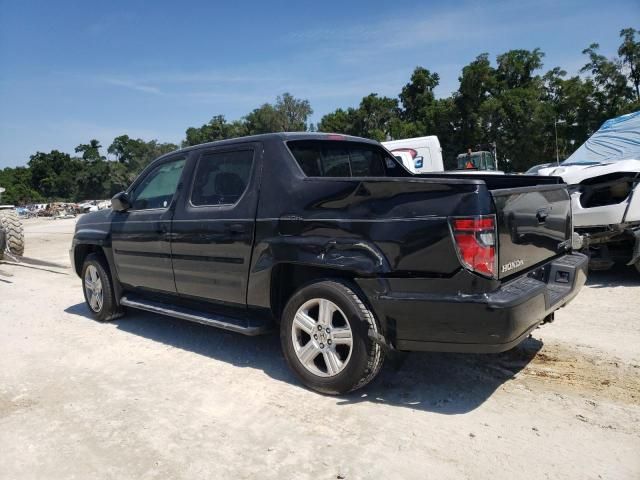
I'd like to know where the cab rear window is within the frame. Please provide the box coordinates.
[288,140,391,177]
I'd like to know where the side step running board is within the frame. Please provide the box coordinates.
[120,295,270,336]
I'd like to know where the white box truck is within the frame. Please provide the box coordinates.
[382,136,444,173]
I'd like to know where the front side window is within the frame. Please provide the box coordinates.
[130,157,186,210]
[190,149,254,206]
[288,140,389,177]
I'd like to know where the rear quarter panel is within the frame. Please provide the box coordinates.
[246,140,493,308]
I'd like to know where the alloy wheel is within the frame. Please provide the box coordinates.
[84,265,104,313]
[291,298,353,377]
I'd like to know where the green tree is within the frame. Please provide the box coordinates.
[244,103,282,134]
[486,49,548,171]
[454,53,497,152]
[183,115,246,147]
[105,161,132,196]
[495,48,544,90]
[0,167,43,204]
[28,150,81,200]
[355,94,401,141]
[317,108,358,134]
[76,159,111,200]
[108,135,178,176]
[107,135,138,164]
[399,67,439,123]
[423,98,459,167]
[318,94,401,141]
[581,42,633,118]
[618,28,640,99]
[275,93,313,131]
[543,67,599,159]
[74,139,104,162]
[244,93,313,134]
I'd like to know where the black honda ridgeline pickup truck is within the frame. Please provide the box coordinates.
[71,133,587,394]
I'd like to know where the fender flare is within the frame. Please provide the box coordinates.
[247,236,392,311]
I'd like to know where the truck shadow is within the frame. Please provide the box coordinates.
[586,264,640,288]
[65,302,541,415]
[0,258,69,275]
[337,340,541,413]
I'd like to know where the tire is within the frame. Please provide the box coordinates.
[0,209,24,259]
[280,280,385,395]
[81,253,123,322]
[635,260,640,275]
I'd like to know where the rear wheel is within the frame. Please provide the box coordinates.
[0,209,24,259]
[280,280,384,395]
[81,253,123,322]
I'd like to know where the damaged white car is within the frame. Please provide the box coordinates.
[538,111,640,274]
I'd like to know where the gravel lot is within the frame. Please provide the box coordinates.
[1,217,639,479]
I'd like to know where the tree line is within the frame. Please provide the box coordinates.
[1,28,638,205]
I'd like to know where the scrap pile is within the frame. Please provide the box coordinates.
[41,203,80,218]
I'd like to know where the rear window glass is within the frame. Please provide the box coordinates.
[191,149,254,206]
[288,140,390,177]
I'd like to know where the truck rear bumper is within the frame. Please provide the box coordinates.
[358,252,588,353]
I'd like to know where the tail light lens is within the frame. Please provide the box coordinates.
[449,215,497,278]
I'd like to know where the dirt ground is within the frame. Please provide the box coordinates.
[1,217,639,480]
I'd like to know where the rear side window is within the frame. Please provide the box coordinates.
[288,140,389,177]
[191,149,254,206]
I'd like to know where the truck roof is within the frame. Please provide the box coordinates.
[159,132,380,162]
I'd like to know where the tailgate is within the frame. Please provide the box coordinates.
[492,184,572,279]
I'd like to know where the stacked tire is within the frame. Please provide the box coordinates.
[0,209,25,259]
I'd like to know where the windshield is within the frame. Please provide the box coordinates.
[457,152,495,170]
[457,153,479,169]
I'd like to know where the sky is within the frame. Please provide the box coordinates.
[0,0,638,168]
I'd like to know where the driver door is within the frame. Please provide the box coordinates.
[111,155,186,294]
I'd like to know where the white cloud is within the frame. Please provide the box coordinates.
[282,3,504,63]
[102,77,163,95]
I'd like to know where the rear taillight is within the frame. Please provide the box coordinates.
[449,215,497,278]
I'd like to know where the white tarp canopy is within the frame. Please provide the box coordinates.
[564,110,640,165]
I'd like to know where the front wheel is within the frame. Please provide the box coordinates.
[81,253,123,322]
[280,280,384,395]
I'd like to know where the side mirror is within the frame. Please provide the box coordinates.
[111,192,131,212]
